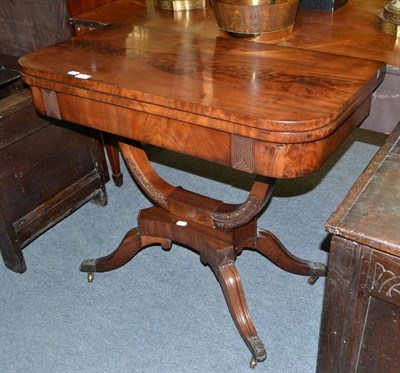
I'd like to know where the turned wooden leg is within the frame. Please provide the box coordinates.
[80,227,171,281]
[215,261,267,367]
[103,133,123,187]
[253,229,327,284]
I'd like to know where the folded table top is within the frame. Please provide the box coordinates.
[19,23,384,145]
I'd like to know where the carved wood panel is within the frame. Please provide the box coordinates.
[231,135,255,173]
[369,251,400,307]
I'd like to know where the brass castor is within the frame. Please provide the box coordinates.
[307,275,319,285]
[87,272,94,283]
[250,356,257,369]
[307,262,327,285]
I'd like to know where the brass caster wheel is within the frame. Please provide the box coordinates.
[308,262,327,285]
[307,275,319,286]
[87,272,94,283]
[250,356,257,369]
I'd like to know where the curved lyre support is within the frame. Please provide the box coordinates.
[119,141,275,232]
[212,176,275,231]
[119,142,176,209]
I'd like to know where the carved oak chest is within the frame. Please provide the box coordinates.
[0,69,107,273]
[318,122,400,372]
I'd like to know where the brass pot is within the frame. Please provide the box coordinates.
[211,0,300,38]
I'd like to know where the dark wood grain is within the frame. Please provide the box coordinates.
[0,1,109,273]
[318,122,400,371]
[318,237,400,372]
[0,0,71,57]
[0,89,107,273]
[317,237,377,372]
[326,122,400,256]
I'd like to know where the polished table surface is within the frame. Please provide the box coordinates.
[69,0,400,138]
[70,0,400,68]
[19,11,384,368]
[19,24,384,177]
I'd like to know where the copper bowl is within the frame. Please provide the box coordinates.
[211,0,300,38]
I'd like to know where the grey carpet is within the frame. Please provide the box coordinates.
[0,129,387,373]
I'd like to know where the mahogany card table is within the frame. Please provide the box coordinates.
[19,23,384,367]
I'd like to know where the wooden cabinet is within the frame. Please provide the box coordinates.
[0,84,107,273]
[0,0,109,273]
[317,123,400,372]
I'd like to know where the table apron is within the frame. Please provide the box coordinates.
[30,86,371,179]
